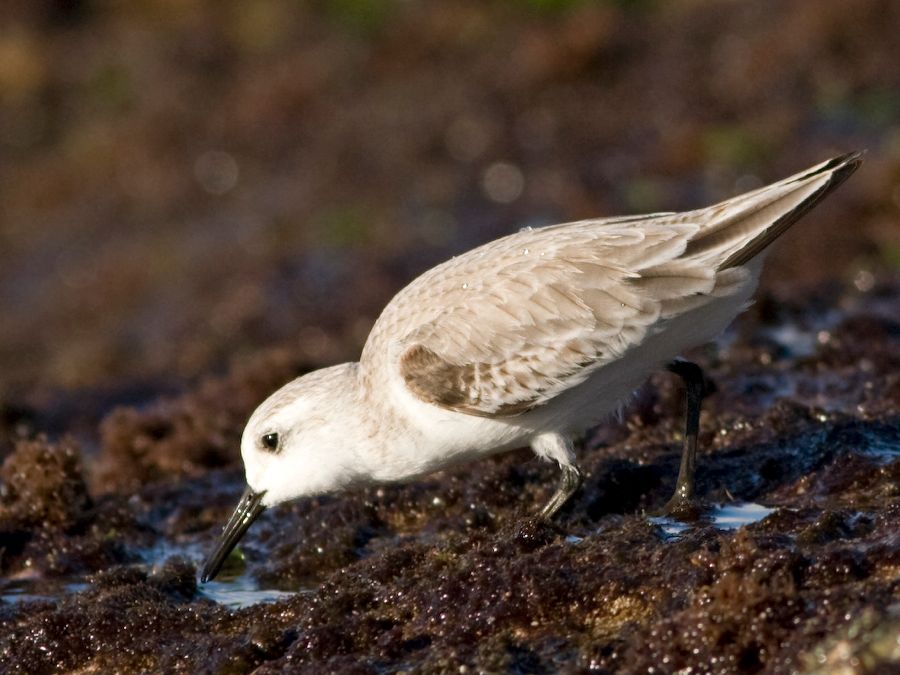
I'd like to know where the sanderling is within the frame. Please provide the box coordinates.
[201,152,861,582]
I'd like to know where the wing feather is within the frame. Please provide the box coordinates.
[394,223,689,416]
[371,154,862,417]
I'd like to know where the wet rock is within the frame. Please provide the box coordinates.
[0,436,90,531]
[2,277,899,672]
[149,555,198,602]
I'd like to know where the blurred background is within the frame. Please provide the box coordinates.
[1,0,898,409]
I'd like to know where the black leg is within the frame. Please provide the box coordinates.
[539,464,583,520]
[664,359,707,517]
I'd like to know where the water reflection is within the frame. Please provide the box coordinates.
[650,501,776,540]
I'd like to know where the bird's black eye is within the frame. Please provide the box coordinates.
[261,432,279,452]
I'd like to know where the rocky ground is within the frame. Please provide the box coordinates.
[1,1,899,673]
[1,276,899,673]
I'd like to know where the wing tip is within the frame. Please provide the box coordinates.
[795,150,865,184]
[720,151,863,269]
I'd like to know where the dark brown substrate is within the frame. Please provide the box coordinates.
[1,278,898,674]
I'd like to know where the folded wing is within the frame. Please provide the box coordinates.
[391,153,861,417]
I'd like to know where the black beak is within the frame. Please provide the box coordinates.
[200,487,267,583]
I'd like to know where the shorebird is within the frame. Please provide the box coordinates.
[201,152,861,582]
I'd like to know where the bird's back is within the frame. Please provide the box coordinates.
[361,153,861,419]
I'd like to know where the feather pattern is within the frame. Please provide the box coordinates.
[359,152,861,417]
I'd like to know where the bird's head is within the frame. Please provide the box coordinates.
[200,363,363,582]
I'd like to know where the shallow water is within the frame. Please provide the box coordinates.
[709,502,776,530]
[145,541,301,609]
[1,574,297,610]
[0,541,299,610]
[650,501,776,539]
[1,574,295,610]
[199,576,299,609]
[862,438,900,464]
[1,579,89,605]
[648,515,692,539]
